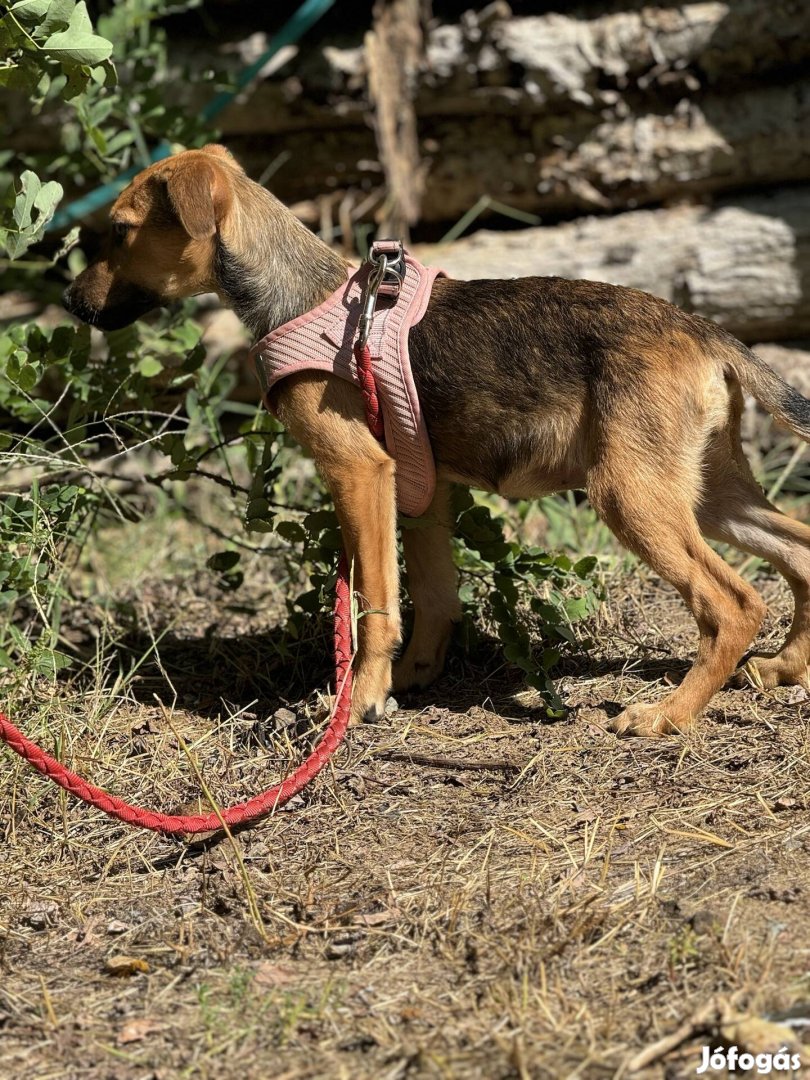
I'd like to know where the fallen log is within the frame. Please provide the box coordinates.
[209,1,810,130]
[220,77,810,227]
[178,2,810,224]
[414,187,810,344]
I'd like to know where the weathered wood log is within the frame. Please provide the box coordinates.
[418,1,810,116]
[429,80,810,217]
[365,0,426,239]
[210,1,810,130]
[414,187,810,344]
[222,77,810,227]
[161,1,810,227]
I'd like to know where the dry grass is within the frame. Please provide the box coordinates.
[1,500,809,1079]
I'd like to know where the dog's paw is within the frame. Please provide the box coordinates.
[349,661,392,726]
[608,702,693,738]
[731,655,810,691]
[392,651,443,693]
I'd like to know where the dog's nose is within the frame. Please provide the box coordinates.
[62,285,75,314]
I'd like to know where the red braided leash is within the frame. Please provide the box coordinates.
[0,340,384,836]
[354,340,384,439]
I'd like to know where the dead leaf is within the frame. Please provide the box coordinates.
[784,685,809,704]
[23,900,59,930]
[105,956,150,977]
[106,920,130,935]
[354,907,400,927]
[774,796,799,811]
[253,961,298,989]
[117,1017,162,1045]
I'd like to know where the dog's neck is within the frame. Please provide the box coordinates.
[215,181,349,341]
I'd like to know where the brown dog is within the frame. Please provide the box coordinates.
[63,145,810,736]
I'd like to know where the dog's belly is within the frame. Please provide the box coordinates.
[436,459,586,499]
[431,406,589,499]
[495,462,586,499]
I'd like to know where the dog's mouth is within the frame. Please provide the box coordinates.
[62,284,162,331]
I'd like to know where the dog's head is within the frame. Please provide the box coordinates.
[63,145,238,331]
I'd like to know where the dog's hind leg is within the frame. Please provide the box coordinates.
[393,479,462,692]
[274,372,400,724]
[588,453,766,737]
[698,440,810,690]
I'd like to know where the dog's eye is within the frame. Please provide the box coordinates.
[112,222,131,242]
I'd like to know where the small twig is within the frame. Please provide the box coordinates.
[626,998,730,1073]
[378,751,517,772]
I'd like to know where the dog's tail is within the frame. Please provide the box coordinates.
[724,342,810,442]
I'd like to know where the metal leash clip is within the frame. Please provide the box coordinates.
[357,241,405,350]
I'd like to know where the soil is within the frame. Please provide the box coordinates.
[1,515,809,1079]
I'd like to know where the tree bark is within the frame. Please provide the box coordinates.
[414,187,810,344]
[365,0,426,239]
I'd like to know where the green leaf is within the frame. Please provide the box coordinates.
[275,521,306,543]
[542,648,561,671]
[34,649,74,677]
[12,170,40,229]
[9,0,51,27]
[246,497,270,521]
[563,596,591,621]
[43,2,113,65]
[137,356,162,378]
[207,551,240,573]
[573,555,597,579]
[503,642,530,665]
[0,65,41,94]
[61,61,89,99]
[16,364,39,391]
[4,171,63,260]
[40,0,75,36]
[34,178,62,220]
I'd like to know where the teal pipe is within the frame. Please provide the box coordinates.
[47,0,336,231]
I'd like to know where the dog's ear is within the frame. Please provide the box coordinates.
[165,157,233,240]
[200,143,237,163]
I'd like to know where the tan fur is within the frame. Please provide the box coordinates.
[63,146,810,736]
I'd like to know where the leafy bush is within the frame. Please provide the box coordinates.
[0,0,601,715]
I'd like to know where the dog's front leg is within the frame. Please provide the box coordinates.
[394,479,462,693]
[274,372,400,724]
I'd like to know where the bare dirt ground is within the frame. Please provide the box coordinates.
[1,507,809,1079]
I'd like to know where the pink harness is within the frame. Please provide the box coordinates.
[250,244,442,518]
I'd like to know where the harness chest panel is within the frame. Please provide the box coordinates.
[250,253,442,518]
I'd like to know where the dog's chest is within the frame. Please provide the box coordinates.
[250,255,443,517]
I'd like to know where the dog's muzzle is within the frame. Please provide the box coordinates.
[63,283,161,331]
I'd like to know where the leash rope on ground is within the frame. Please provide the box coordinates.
[0,282,388,836]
